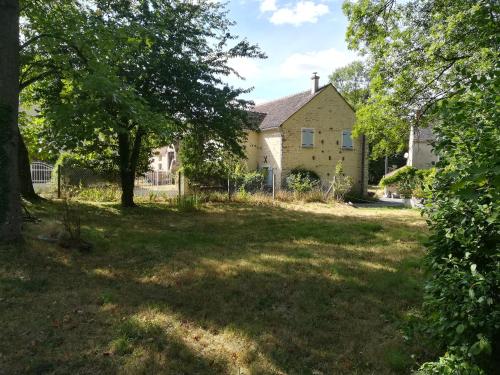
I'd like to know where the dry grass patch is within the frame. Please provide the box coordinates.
[0,201,429,374]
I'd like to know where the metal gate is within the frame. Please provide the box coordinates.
[31,162,53,183]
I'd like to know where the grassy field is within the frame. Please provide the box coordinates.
[0,200,429,374]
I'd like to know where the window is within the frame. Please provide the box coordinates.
[158,163,162,170]
[301,128,314,148]
[342,130,353,149]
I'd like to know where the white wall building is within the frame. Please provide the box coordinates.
[407,126,438,169]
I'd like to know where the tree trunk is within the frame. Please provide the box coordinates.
[118,127,143,208]
[0,0,22,241]
[18,128,41,201]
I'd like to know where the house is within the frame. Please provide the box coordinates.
[150,145,177,173]
[407,125,438,169]
[244,73,368,194]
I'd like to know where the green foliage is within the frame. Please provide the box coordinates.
[179,133,235,189]
[52,153,115,188]
[18,110,58,163]
[21,0,265,206]
[343,0,499,157]
[286,169,320,194]
[330,161,354,201]
[74,186,121,202]
[329,60,370,109]
[173,195,201,212]
[368,153,407,184]
[231,163,265,193]
[419,69,500,372]
[379,166,435,199]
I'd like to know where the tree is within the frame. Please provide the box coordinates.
[329,60,369,110]
[343,0,499,371]
[329,60,406,182]
[343,0,499,156]
[0,0,22,241]
[24,0,265,207]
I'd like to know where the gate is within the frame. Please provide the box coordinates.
[31,162,53,183]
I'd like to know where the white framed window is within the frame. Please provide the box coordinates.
[342,130,353,149]
[301,128,314,148]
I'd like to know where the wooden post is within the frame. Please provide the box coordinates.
[178,171,181,198]
[57,165,61,198]
[227,176,231,200]
[272,173,275,200]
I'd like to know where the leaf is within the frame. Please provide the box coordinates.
[470,264,477,274]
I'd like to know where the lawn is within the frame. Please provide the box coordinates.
[0,200,429,374]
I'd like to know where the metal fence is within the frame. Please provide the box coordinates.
[30,163,180,198]
[31,161,53,183]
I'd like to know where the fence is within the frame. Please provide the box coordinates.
[30,163,181,199]
[31,161,53,183]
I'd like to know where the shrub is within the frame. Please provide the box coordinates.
[418,70,499,373]
[231,164,265,193]
[53,153,115,188]
[380,166,435,199]
[329,161,353,202]
[286,168,320,195]
[172,195,201,212]
[74,186,121,202]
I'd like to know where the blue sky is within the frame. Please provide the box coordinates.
[222,0,358,103]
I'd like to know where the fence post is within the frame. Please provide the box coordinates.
[272,173,275,200]
[178,171,181,198]
[227,176,231,200]
[57,165,61,198]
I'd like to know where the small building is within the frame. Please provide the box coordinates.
[244,74,368,194]
[150,145,177,172]
[407,126,438,169]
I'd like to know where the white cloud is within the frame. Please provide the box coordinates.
[228,57,262,80]
[279,48,357,79]
[260,1,329,26]
[259,0,277,12]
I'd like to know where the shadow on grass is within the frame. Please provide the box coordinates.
[1,201,428,374]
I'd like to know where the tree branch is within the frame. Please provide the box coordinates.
[19,69,57,91]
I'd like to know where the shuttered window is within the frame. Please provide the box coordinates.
[342,130,353,149]
[301,128,314,148]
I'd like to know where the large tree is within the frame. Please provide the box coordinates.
[0,0,22,241]
[24,0,264,207]
[343,0,499,157]
[329,60,370,110]
[343,0,499,371]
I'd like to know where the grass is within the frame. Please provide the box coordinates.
[0,200,430,374]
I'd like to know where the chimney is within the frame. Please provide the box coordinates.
[311,72,319,94]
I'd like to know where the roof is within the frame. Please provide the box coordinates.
[251,85,328,130]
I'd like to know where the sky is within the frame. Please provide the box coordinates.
[222,0,358,103]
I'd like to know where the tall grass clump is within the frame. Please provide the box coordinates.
[172,195,201,212]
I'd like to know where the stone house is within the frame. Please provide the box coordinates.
[244,74,368,194]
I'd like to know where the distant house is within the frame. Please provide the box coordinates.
[149,74,368,194]
[150,145,177,173]
[244,73,368,194]
[407,126,438,169]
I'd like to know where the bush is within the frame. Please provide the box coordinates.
[418,70,499,373]
[53,153,115,188]
[73,186,121,202]
[231,164,265,193]
[380,166,435,199]
[329,161,353,202]
[286,168,320,195]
